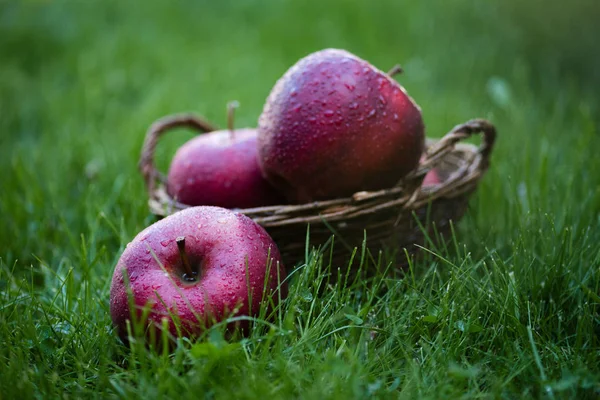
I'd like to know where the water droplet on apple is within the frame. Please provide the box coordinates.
[349,102,359,110]
[344,83,355,91]
[323,110,334,117]
[367,109,376,118]
[393,113,399,121]
[160,239,170,247]
[183,272,197,282]
[378,95,387,105]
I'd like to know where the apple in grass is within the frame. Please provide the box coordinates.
[258,48,425,203]
[167,102,284,209]
[109,206,287,343]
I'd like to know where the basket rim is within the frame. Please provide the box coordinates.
[139,117,496,227]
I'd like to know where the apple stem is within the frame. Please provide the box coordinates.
[227,100,240,141]
[176,236,197,282]
[387,65,404,77]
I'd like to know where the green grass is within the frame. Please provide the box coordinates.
[1,0,600,398]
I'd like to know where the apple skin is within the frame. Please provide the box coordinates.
[109,206,287,343]
[167,129,284,209]
[258,48,425,203]
[419,155,442,187]
[423,168,441,186]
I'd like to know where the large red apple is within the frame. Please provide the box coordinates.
[258,48,425,203]
[109,206,287,343]
[167,128,284,208]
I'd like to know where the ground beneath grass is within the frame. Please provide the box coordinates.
[1,0,599,398]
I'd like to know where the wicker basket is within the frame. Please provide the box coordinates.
[139,116,496,268]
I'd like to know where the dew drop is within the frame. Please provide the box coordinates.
[324,110,334,117]
[160,239,170,247]
[367,109,376,118]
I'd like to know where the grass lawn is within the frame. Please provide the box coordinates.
[1,0,599,398]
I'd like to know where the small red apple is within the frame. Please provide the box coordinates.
[419,155,442,187]
[109,206,287,343]
[258,48,425,203]
[423,168,441,187]
[167,128,284,208]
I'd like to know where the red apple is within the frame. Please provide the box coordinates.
[109,206,287,343]
[258,48,425,203]
[423,168,441,186]
[419,155,442,187]
[167,128,284,208]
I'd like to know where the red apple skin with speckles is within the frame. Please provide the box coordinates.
[258,48,425,203]
[109,206,286,343]
[167,129,284,209]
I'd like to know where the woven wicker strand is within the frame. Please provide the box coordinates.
[139,115,496,266]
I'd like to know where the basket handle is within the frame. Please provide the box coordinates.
[424,118,496,170]
[138,114,218,195]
